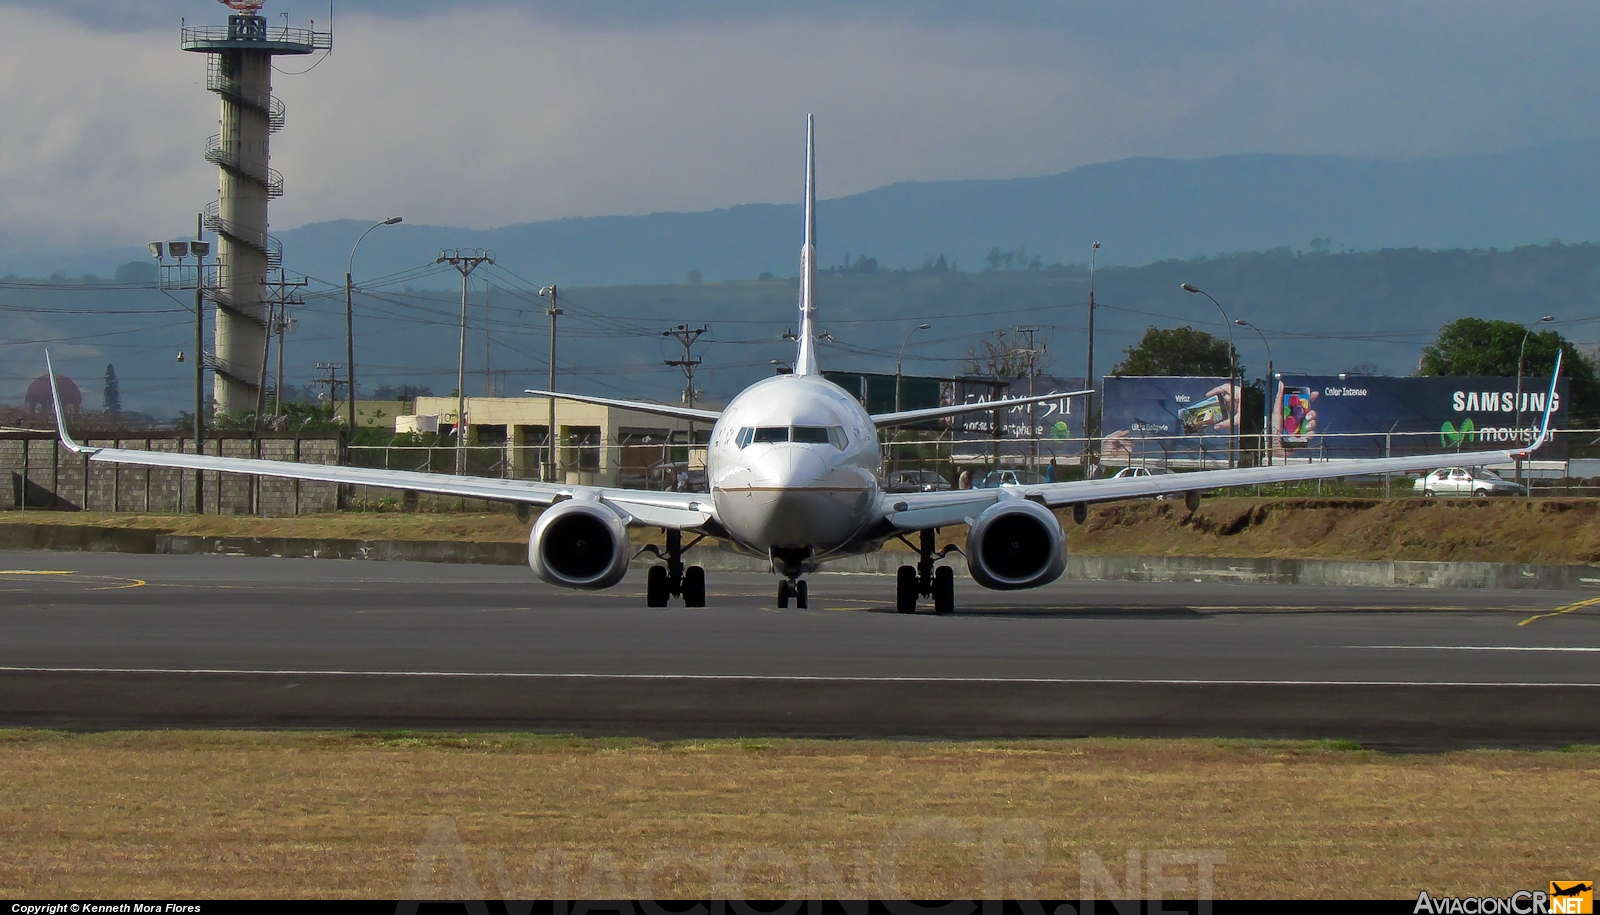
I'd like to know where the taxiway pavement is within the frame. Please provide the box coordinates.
[1,551,1596,747]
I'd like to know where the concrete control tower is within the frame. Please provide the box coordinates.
[182,3,330,413]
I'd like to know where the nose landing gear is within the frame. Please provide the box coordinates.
[641,529,707,607]
[776,578,809,609]
[770,546,813,609]
[896,528,959,614]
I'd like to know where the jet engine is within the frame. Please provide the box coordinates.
[528,499,631,590]
[965,499,1067,590]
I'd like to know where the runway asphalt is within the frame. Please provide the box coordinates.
[1,550,1597,747]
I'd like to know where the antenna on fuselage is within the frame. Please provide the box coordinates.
[794,115,819,376]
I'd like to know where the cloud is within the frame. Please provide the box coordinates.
[2,2,1600,256]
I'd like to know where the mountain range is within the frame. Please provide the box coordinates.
[12,139,1600,287]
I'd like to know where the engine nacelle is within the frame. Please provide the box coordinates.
[528,499,631,590]
[965,498,1067,591]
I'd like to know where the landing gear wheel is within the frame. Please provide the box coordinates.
[795,580,808,610]
[683,565,706,607]
[896,565,918,614]
[646,565,669,607]
[777,579,791,609]
[932,565,955,615]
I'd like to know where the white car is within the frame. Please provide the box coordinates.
[1111,465,1174,499]
[1413,467,1526,497]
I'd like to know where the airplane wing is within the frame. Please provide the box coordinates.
[522,389,721,424]
[881,357,1562,531]
[871,389,1093,427]
[44,356,716,531]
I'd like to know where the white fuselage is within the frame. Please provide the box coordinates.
[707,374,882,557]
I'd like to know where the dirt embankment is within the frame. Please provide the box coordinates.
[4,497,1600,565]
[1069,497,1600,565]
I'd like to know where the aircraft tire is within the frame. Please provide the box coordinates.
[777,579,791,609]
[683,565,706,607]
[933,565,955,615]
[896,566,918,614]
[795,580,808,609]
[647,565,670,607]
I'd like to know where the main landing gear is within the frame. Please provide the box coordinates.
[896,529,958,615]
[641,529,707,608]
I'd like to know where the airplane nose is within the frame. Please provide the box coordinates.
[754,447,831,490]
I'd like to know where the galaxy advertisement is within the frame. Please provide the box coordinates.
[947,375,1088,458]
[1098,375,1241,467]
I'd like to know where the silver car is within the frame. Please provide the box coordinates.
[1413,467,1526,497]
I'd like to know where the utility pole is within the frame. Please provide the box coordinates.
[539,285,561,481]
[315,361,346,410]
[437,249,494,475]
[257,271,305,431]
[1084,241,1099,475]
[1015,324,1044,472]
[274,309,291,422]
[664,324,708,471]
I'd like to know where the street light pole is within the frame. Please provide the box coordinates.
[895,323,932,413]
[1236,319,1273,467]
[1181,283,1238,469]
[1515,315,1556,489]
[345,217,402,438]
[1084,241,1099,474]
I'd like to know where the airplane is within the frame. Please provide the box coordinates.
[45,116,1563,614]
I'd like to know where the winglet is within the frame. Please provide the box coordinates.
[1516,348,1563,458]
[44,350,89,455]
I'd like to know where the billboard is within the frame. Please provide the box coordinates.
[947,375,1087,459]
[1272,374,1568,459]
[1099,376,1241,467]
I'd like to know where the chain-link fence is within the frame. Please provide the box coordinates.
[348,428,1600,498]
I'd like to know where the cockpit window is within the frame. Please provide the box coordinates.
[737,425,848,449]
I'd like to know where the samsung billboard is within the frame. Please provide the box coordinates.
[1273,374,1568,458]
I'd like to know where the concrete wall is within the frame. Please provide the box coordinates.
[0,432,340,516]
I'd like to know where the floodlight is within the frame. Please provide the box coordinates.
[167,241,189,258]
[149,242,164,259]
[189,240,210,258]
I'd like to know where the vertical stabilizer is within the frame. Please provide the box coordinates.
[794,115,820,376]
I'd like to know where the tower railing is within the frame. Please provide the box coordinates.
[181,23,332,52]
[203,201,282,271]
[204,135,284,198]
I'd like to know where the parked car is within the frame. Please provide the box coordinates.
[886,470,952,493]
[976,469,1046,488]
[1110,466,1173,481]
[620,461,707,492]
[1412,467,1526,497]
[1110,465,1174,499]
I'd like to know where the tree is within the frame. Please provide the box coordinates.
[102,364,121,413]
[961,328,1051,378]
[1111,325,1242,378]
[1418,317,1598,423]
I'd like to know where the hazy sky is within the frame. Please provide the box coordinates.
[5,1,1600,253]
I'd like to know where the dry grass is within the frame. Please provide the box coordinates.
[7,497,1600,563]
[0,731,1595,898]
